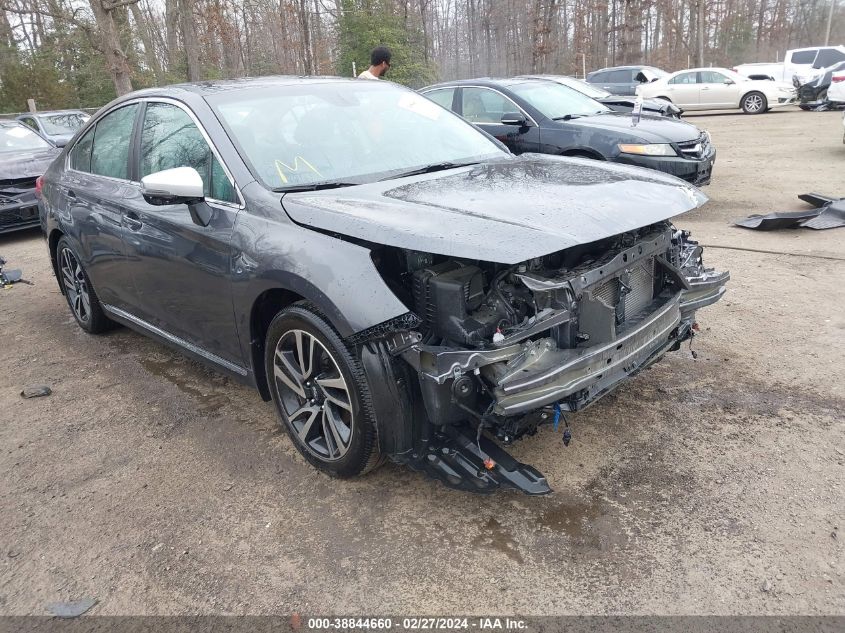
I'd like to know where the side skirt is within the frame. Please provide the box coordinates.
[101,303,255,387]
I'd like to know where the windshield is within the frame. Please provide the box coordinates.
[0,124,51,153]
[555,77,611,99]
[507,81,610,120]
[38,112,89,135]
[208,81,506,189]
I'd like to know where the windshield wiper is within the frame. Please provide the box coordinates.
[380,161,480,181]
[273,181,360,193]
[552,113,589,121]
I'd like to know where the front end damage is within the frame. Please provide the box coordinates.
[360,222,728,495]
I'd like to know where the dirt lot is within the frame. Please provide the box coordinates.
[1,108,843,616]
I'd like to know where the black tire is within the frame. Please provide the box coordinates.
[55,237,112,334]
[265,302,381,478]
[741,91,768,114]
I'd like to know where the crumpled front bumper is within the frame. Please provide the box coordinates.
[0,189,40,234]
[488,266,730,415]
[492,294,685,415]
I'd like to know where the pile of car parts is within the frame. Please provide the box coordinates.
[734,192,845,230]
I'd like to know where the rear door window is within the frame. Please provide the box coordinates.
[140,102,237,204]
[424,88,456,111]
[90,104,138,180]
[789,49,818,65]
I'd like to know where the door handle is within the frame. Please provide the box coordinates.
[701,86,710,90]
[124,212,143,231]
[66,189,77,199]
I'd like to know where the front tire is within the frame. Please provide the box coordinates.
[56,237,112,334]
[265,302,381,478]
[741,91,768,114]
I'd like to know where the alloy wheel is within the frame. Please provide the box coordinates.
[60,247,91,324]
[272,329,354,461]
[744,94,764,112]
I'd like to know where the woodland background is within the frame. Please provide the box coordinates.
[0,0,842,112]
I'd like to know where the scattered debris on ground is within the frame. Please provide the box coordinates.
[20,385,52,399]
[0,254,32,287]
[799,101,845,112]
[734,192,845,230]
[45,598,97,618]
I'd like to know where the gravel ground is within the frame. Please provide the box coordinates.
[0,107,843,616]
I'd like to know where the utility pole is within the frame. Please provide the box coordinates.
[825,0,836,46]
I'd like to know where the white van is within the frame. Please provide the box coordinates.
[734,46,845,84]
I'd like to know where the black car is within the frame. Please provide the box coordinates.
[1,121,60,234]
[420,78,715,185]
[586,65,669,96]
[518,74,683,118]
[798,61,845,106]
[39,77,728,494]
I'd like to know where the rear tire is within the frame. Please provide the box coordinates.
[741,91,767,114]
[265,302,382,478]
[56,237,112,334]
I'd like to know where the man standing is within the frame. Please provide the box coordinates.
[358,47,391,80]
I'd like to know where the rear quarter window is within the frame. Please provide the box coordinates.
[69,127,95,173]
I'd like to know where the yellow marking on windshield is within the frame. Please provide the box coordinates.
[275,157,323,184]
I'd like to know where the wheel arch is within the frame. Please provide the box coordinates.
[561,148,605,160]
[48,228,65,293]
[246,273,359,402]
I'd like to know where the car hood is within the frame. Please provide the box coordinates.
[0,147,60,180]
[598,96,682,115]
[561,112,700,142]
[281,154,707,265]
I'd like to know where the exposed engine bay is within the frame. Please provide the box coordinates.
[365,221,729,494]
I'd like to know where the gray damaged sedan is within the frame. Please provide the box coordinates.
[38,77,729,494]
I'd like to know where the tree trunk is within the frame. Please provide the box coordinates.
[165,0,179,73]
[88,0,135,95]
[697,0,705,65]
[179,0,202,81]
[130,2,164,82]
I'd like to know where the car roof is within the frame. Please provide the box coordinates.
[29,110,88,116]
[590,65,663,72]
[422,77,549,90]
[129,75,366,99]
[673,67,734,73]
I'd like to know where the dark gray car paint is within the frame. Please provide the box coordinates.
[0,146,60,180]
[282,154,706,265]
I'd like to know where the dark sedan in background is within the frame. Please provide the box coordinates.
[1,121,60,233]
[518,74,683,118]
[586,65,669,95]
[421,78,715,185]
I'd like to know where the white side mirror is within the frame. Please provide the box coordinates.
[141,166,204,202]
